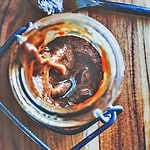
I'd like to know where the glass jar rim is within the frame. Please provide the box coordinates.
[9,13,124,127]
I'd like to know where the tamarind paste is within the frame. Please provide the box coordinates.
[17,35,104,107]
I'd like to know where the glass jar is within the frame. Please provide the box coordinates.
[9,13,124,128]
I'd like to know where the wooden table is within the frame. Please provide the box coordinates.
[0,0,149,150]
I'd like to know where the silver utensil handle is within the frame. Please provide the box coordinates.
[98,0,150,17]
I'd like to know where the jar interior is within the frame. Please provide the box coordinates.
[9,13,124,127]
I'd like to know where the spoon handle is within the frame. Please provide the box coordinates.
[99,0,150,17]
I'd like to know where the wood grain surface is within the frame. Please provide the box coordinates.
[0,0,149,150]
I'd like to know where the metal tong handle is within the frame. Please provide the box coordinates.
[98,0,150,17]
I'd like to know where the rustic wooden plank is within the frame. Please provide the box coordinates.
[137,18,150,150]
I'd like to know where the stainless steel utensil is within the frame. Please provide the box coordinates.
[29,0,150,17]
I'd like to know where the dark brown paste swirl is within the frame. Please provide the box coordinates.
[18,36,103,107]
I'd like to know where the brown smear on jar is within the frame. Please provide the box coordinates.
[17,36,104,107]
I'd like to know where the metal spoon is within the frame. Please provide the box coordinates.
[29,0,150,17]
